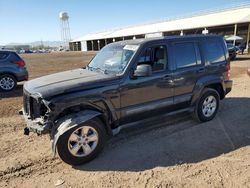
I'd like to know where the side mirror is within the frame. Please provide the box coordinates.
[134,64,152,77]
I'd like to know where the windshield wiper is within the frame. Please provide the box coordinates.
[87,66,107,74]
[86,65,93,70]
[94,67,108,74]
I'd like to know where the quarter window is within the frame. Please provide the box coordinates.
[0,52,8,60]
[174,42,197,69]
[138,48,152,64]
[202,40,226,64]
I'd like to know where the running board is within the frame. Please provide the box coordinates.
[112,107,194,135]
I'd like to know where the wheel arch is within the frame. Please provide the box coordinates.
[204,83,224,100]
[0,72,18,81]
[191,76,224,106]
[51,110,111,156]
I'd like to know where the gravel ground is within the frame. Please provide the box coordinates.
[0,52,249,188]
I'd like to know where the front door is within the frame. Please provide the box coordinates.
[119,44,174,124]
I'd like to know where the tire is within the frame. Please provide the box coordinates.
[193,88,220,122]
[0,74,17,92]
[56,118,107,165]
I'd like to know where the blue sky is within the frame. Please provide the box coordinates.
[0,0,249,45]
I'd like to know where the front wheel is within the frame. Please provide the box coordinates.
[193,88,220,122]
[57,118,107,165]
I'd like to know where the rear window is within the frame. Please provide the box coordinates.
[174,42,198,69]
[0,52,9,60]
[202,40,226,64]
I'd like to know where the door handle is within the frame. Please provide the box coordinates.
[163,75,171,80]
[163,75,173,84]
[196,68,205,73]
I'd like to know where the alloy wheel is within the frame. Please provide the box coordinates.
[67,126,99,157]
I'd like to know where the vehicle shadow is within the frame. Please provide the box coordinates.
[0,84,23,99]
[235,56,250,61]
[75,97,250,172]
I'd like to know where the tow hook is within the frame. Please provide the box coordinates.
[24,127,30,136]
[19,109,23,115]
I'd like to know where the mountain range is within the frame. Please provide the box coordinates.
[2,41,66,47]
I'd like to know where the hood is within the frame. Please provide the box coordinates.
[24,68,114,98]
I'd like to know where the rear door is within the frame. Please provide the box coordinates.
[171,40,205,107]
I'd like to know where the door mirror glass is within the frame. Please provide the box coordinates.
[134,64,152,77]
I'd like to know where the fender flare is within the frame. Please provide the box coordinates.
[51,110,101,156]
[190,76,223,106]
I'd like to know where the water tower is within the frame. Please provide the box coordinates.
[59,12,71,46]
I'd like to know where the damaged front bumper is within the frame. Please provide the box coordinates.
[21,108,51,135]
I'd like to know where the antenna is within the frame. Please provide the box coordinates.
[59,12,71,48]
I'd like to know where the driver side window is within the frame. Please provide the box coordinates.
[137,45,167,72]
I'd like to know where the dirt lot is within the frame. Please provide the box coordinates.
[0,52,250,188]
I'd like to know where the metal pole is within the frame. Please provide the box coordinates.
[91,41,94,51]
[97,40,100,51]
[60,20,63,42]
[67,20,71,41]
[246,23,250,54]
[233,24,237,46]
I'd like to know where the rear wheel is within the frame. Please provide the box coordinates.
[0,74,17,91]
[193,88,220,122]
[57,118,107,165]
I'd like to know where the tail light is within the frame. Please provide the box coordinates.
[226,63,231,80]
[12,60,25,67]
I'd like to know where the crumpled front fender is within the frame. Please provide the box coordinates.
[51,110,101,156]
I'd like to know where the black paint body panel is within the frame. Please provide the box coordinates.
[22,35,233,134]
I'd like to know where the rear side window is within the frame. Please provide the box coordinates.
[0,52,9,60]
[202,40,226,64]
[174,42,197,69]
[12,52,22,60]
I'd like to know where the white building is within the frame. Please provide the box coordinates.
[70,4,250,52]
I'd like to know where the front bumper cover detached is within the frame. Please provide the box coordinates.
[21,108,51,135]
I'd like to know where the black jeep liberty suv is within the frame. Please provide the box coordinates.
[22,35,232,165]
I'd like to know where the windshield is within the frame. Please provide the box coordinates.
[87,44,138,74]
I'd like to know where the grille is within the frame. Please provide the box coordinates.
[23,91,41,119]
[23,92,31,117]
[31,98,41,118]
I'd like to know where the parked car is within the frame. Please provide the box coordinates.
[0,50,28,91]
[226,43,237,60]
[24,50,33,54]
[21,35,232,165]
